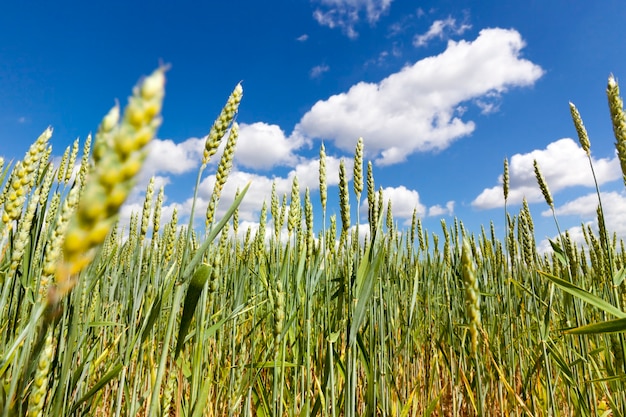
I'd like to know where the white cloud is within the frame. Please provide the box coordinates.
[428,200,455,217]
[297,34,309,42]
[236,122,303,170]
[312,0,394,38]
[193,155,350,224]
[538,191,626,252]
[144,137,204,175]
[295,28,544,165]
[310,64,330,78]
[472,138,621,209]
[550,192,626,236]
[379,185,426,220]
[413,16,472,47]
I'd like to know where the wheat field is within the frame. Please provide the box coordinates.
[1,68,626,416]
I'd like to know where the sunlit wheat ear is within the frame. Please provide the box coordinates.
[328,214,337,256]
[9,187,40,276]
[520,200,535,266]
[417,218,425,252]
[56,67,165,297]
[152,186,164,240]
[38,165,54,208]
[203,83,243,165]
[278,194,288,234]
[77,134,92,187]
[569,102,591,155]
[256,202,267,252]
[206,122,239,229]
[271,181,280,240]
[41,186,80,299]
[2,128,52,225]
[287,176,301,235]
[273,278,285,343]
[24,128,52,188]
[163,208,178,264]
[58,146,70,183]
[353,137,363,199]
[233,187,240,236]
[607,75,626,187]
[140,177,155,241]
[64,137,80,184]
[462,237,481,356]
[533,159,553,209]
[319,144,327,212]
[26,329,55,417]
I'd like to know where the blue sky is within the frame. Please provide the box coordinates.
[2,0,626,249]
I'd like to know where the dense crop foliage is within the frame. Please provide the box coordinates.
[1,69,626,416]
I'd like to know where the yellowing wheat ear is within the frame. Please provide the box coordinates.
[55,67,166,299]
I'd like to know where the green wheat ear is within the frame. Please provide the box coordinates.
[607,75,626,187]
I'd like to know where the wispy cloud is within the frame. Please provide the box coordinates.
[312,0,394,38]
[413,16,471,47]
[296,34,309,42]
[310,64,330,78]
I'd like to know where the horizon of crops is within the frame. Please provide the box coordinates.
[1,68,626,416]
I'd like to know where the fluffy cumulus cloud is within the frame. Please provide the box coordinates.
[413,16,472,47]
[312,0,394,38]
[143,137,204,175]
[428,201,455,217]
[235,122,304,170]
[295,28,544,165]
[537,191,626,252]
[472,138,620,209]
[368,185,427,221]
[189,155,349,224]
